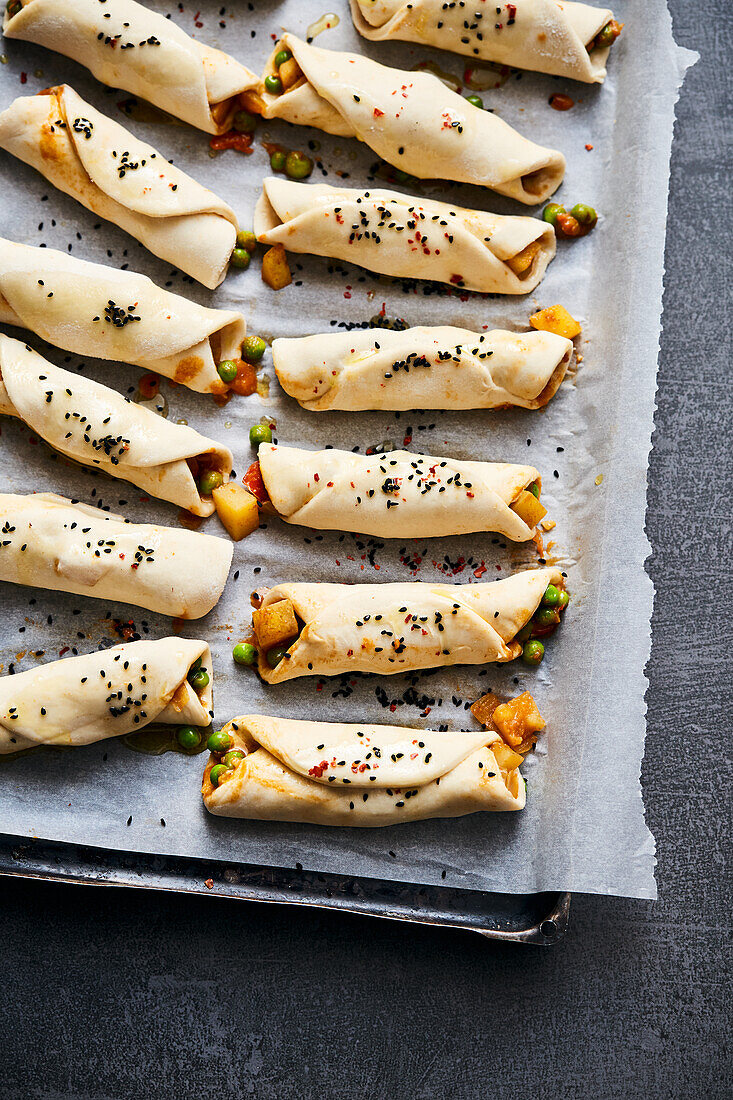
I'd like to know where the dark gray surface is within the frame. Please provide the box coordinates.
[1,2,730,1098]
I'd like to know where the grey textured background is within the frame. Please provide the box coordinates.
[1,2,730,1097]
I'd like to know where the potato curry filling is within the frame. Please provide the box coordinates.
[510,478,547,529]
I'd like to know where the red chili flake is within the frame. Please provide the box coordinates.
[450,274,464,285]
[507,3,517,23]
[466,491,475,499]
[308,761,329,778]
[373,108,384,117]
[58,646,69,657]
[204,878,214,889]
[549,93,574,111]
[585,143,594,151]
[20,72,27,84]
[313,473,320,482]
[410,753,418,760]
[389,703,397,712]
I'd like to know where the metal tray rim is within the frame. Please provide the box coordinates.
[0,832,570,944]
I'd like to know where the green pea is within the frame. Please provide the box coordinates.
[532,608,560,630]
[209,764,230,787]
[274,48,293,67]
[522,639,545,666]
[541,584,562,607]
[557,589,570,610]
[176,726,202,750]
[285,151,313,180]
[233,110,258,133]
[393,167,411,183]
[233,642,257,666]
[207,730,233,755]
[199,470,224,496]
[264,74,283,95]
[266,645,288,668]
[595,21,618,49]
[528,481,541,499]
[270,150,287,172]
[236,229,257,253]
[249,423,273,446]
[242,335,266,362]
[223,749,246,769]
[542,203,565,227]
[516,622,533,644]
[190,669,210,692]
[466,94,483,109]
[570,202,597,227]
[230,247,251,269]
[189,656,202,673]
[216,359,238,384]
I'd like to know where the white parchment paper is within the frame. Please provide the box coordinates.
[0,1,696,899]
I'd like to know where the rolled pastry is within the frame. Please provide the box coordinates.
[258,443,543,541]
[2,0,258,133]
[0,86,238,288]
[0,638,213,753]
[252,567,562,683]
[350,0,618,84]
[257,34,565,204]
[254,178,555,294]
[0,238,245,394]
[203,715,525,825]
[273,325,572,411]
[0,335,233,517]
[0,492,233,618]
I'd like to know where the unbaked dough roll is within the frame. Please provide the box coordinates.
[350,0,618,84]
[257,33,565,204]
[258,443,543,541]
[0,86,238,288]
[0,238,245,394]
[252,567,563,683]
[2,0,258,132]
[202,715,525,826]
[254,178,555,294]
[0,336,233,517]
[273,325,572,411]
[0,493,233,618]
[0,638,213,753]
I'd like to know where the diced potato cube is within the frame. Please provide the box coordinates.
[511,490,547,528]
[240,89,266,115]
[530,304,582,339]
[252,599,299,650]
[470,692,501,728]
[279,58,304,91]
[506,241,541,278]
[261,244,292,290]
[491,742,524,773]
[492,692,546,749]
[212,483,260,541]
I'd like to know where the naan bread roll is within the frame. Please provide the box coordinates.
[273,325,572,411]
[253,567,562,683]
[257,33,565,204]
[0,86,238,288]
[0,335,233,516]
[3,0,258,132]
[0,638,213,753]
[350,0,618,84]
[203,715,525,826]
[0,238,245,394]
[254,178,555,294]
[0,493,232,618]
[258,443,543,541]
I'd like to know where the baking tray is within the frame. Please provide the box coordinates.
[0,833,570,944]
